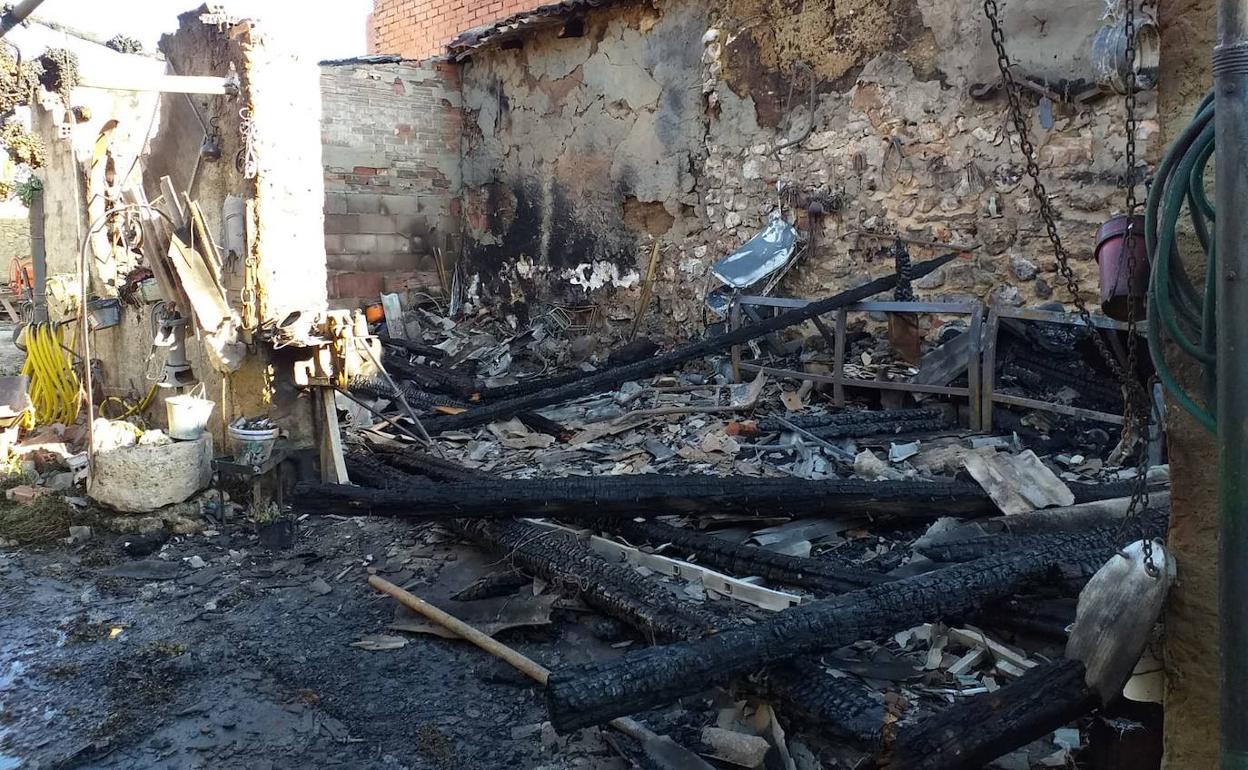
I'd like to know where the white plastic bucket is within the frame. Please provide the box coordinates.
[229,423,280,465]
[166,384,215,441]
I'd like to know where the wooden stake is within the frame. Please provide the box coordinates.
[368,576,716,770]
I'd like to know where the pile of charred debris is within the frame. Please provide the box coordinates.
[299,259,1170,770]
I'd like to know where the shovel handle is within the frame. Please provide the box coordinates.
[369,576,552,684]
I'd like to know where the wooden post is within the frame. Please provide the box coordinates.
[834,307,848,406]
[968,304,984,431]
[980,307,1001,430]
[316,388,349,484]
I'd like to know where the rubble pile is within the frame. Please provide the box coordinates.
[309,281,1170,769]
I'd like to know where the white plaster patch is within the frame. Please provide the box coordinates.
[562,261,641,291]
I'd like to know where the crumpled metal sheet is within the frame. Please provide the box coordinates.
[711,212,798,289]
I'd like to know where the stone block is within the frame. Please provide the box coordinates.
[327,252,419,272]
[356,213,399,234]
[328,271,384,300]
[324,214,360,234]
[324,192,347,215]
[379,195,422,216]
[342,234,379,254]
[345,193,383,214]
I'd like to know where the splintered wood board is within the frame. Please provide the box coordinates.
[520,519,804,612]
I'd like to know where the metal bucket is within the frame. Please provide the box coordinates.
[165,383,215,441]
[228,423,280,465]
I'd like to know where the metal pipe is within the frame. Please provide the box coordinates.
[0,0,48,37]
[1214,0,1248,764]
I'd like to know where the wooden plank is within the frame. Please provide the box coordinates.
[738,297,978,314]
[947,626,1037,673]
[833,308,847,406]
[160,176,187,229]
[185,195,225,295]
[968,308,984,431]
[993,306,1142,333]
[522,519,804,612]
[738,363,971,398]
[981,308,1000,430]
[78,73,234,95]
[730,299,743,383]
[317,388,349,484]
[991,394,1126,426]
[168,232,230,332]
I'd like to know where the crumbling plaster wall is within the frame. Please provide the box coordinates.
[1155,0,1217,763]
[458,0,1159,341]
[459,0,709,323]
[34,10,326,446]
[320,60,463,308]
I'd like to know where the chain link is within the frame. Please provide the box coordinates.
[982,0,1156,572]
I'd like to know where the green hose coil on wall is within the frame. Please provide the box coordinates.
[1146,90,1218,433]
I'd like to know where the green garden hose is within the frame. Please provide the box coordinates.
[1146,90,1219,433]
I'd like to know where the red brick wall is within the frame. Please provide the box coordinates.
[370,0,546,60]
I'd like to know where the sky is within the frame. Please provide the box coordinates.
[32,0,373,61]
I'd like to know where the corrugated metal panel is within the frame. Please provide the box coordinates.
[447,0,634,59]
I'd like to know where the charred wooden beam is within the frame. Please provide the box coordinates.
[380,336,447,360]
[292,475,995,520]
[543,526,1136,733]
[608,518,885,594]
[916,508,1169,564]
[347,374,465,412]
[383,355,481,399]
[757,659,889,747]
[361,436,492,482]
[421,254,960,433]
[757,406,951,435]
[351,454,894,748]
[478,369,603,402]
[516,412,573,442]
[883,658,1097,770]
[453,517,730,640]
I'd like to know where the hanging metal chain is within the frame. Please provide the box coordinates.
[982,0,1157,572]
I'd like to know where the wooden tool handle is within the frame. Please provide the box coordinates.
[368,575,551,685]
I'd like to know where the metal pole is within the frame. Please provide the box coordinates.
[0,0,48,38]
[1215,0,1248,764]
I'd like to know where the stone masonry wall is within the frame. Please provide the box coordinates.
[457,0,1160,342]
[321,60,463,308]
[371,0,547,61]
[0,216,29,264]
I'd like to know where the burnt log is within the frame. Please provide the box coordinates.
[380,336,447,360]
[292,475,994,520]
[757,660,889,746]
[347,374,465,412]
[346,457,892,744]
[384,355,481,399]
[543,527,1133,733]
[883,658,1097,770]
[451,518,729,640]
[917,509,1170,564]
[608,518,885,594]
[758,406,950,434]
[421,254,959,433]
[363,441,493,482]
[516,412,573,441]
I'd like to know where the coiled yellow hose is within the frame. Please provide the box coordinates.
[20,323,81,425]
